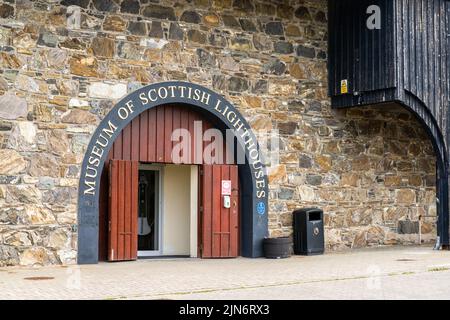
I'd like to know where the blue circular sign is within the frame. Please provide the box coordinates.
[257,202,266,215]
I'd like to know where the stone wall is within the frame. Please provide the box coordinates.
[0,0,436,266]
[268,104,437,250]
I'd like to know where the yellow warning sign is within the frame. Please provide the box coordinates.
[340,80,348,94]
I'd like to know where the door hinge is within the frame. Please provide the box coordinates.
[200,206,204,213]
[199,168,204,176]
[108,220,111,232]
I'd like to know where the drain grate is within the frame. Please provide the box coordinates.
[23,276,55,281]
[396,258,416,262]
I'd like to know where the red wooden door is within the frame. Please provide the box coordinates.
[108,160,139,261]
[200,165,239,258]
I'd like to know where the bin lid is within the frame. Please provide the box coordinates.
[293,207,322,213]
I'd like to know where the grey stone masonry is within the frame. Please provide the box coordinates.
[0,0,436,266]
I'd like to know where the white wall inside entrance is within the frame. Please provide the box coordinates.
[162,164,198,256]
[190,166,198,258]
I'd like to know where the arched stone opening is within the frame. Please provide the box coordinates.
[323,103,440,249]
[77,81,269,264]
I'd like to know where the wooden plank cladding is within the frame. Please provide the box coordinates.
[328,0,449,163]
[328,0,396,96]
[109,104,233,165]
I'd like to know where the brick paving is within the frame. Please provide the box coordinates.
[1,246,450,300]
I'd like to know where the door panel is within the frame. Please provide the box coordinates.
[108,159,138,261]
[229,165,239,257]
[200,165,239,258]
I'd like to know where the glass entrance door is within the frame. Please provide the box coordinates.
[137,166,161,257]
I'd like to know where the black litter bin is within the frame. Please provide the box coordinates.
[293,208,324,255]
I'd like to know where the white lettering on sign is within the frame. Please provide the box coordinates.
[82,84,266,200]
[83,120,118,195]
[222,180,232,195]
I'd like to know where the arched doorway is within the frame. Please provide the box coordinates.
[98,104,240,260]
[77,82,269,264]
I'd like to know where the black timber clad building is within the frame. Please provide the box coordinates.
[328,0,450,247]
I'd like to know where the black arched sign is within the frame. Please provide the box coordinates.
[77,81,269,264]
